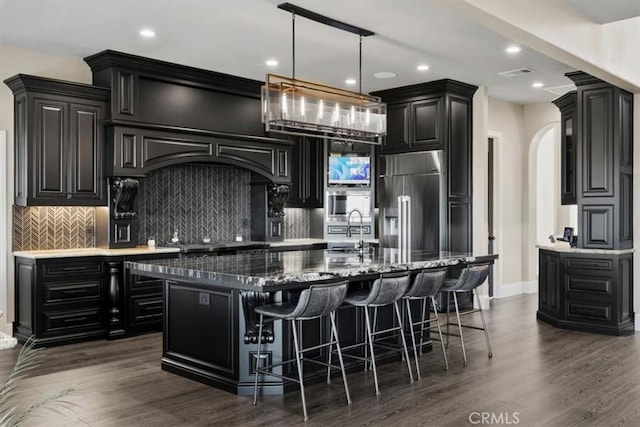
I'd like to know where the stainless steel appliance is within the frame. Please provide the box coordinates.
[379,151,444,253]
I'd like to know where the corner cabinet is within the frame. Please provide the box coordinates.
[537,249,634,335]
[4,75,110,206]
[552,91,577,205]
[286,137,325,208]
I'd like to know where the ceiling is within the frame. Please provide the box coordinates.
[0,0,634,105]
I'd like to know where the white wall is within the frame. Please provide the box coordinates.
[487,98,527,291]
[0,44,92,335]
[536,128,557,245]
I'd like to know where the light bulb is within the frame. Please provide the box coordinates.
[282,93,287,116]
[350,106,355,127]
[365,108,371,126]
[300,97,305,117]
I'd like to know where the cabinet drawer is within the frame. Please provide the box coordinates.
[564,275,613,296]
[43,261,103,277]
[565,257,613,272]
[565,298,613,323]
[43,308,102,333]
[44,280,102,302]
[130,276,163,292]
[130,295,163,324]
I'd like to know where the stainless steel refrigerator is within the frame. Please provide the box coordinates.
[379,151,444,253]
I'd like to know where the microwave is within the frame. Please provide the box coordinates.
[327,191,372,220]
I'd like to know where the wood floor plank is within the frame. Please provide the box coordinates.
[1,294,638,426]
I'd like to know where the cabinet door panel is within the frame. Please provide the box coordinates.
[69,102,104,202]
[412,98,442,148]
[582,88,614,197]
[34,99,67,199]
[383,103,409,152]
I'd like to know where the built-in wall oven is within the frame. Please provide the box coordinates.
[326,190,372,222]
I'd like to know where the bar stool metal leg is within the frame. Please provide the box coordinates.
[431,296,449,370]
[326,325,334,384]
[446,294,451,348]
[290,319,308,421]
[363,306,380,396]
[405,300,422,380]
[252,313,264,406]
[475,292,493,358]
[394,301,414,383]
[329,311,352,405]
[452,293,467,366]
[419,298,427,355]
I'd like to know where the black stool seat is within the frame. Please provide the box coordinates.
[338,271,414,395]
[440,263,493,365]
[252,280,351,421]
[402,269,448,379]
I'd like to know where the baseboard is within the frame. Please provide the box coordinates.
[493,281,538,299]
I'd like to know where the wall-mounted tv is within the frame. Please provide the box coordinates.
[328,155,370,185]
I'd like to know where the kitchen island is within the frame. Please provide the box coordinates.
[127,248,497,395]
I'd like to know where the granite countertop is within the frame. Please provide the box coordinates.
[536,243,635,255]
[127,248,498,292]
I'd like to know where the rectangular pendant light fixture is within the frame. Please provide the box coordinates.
[262,3,386,145]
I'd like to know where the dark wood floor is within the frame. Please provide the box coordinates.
[2,294,639,426]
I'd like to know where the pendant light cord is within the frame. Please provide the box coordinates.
[359,34,362,95]
[292,12,296,80]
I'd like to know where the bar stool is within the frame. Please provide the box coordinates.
[339,271,414,396]
[402,268,449,379]
[252,280,351,422]
[440,264,492,366]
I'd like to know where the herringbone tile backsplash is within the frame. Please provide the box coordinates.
[284,208,310,239]
[13,206,95,251]
[137,163,252,244]
[12,165,314,250]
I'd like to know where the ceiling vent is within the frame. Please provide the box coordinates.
[497,68,536,77]
[543,84,577,96]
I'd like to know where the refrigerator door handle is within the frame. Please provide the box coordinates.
[398,195,411,256]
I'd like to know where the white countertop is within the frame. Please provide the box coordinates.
[14,238,381,259]
[13,246,181,259]
[536,243,635,255]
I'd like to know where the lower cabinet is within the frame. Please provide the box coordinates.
[537,249,634,335]
[14,252,178,347]
[14,257,107,347]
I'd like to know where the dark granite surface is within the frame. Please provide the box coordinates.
[127,249,498,292]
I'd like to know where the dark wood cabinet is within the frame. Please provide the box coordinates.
[14,256,107,347]
[286,137,324,208]
[538,250,560,317]
[4,75,109,206]
[373,80,477,252]
[378,95,444,154]
[565,72,633,250]
[537,249,633,335]
[553,92,577,205]
[14,251,179,347]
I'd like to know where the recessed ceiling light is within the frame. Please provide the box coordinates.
[505,45,521,54]
[416,64,429,71]
[532,82,544,88]
[139,28,156,38]
[345,78,357,85]
[374,71,397,79]
[265,59,279,67]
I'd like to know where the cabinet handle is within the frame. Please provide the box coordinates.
[61,266,92,272]
[63,289,88,295]
[63,316,88,323]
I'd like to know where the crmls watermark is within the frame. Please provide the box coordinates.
[468,412,520,425]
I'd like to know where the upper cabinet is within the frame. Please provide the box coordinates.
[565,71,633,250]
[552,91,577,205]
[5,75,110,206]
[286,137,325,208]
[378,94,444,154]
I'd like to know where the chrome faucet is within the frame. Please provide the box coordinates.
[347,209,365,257]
